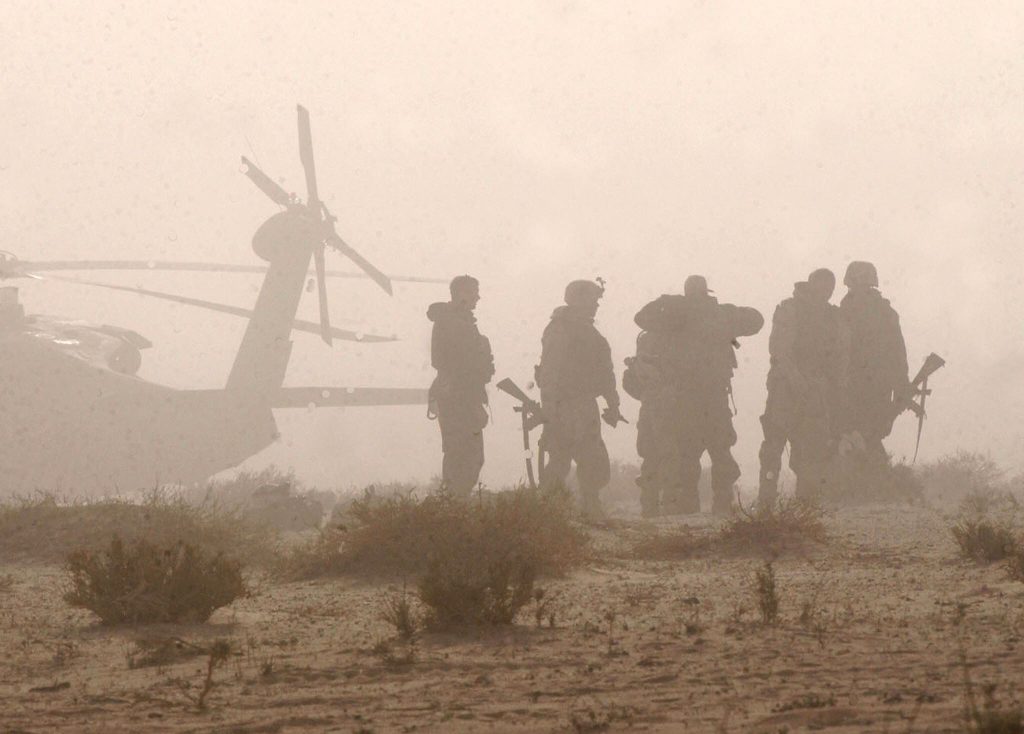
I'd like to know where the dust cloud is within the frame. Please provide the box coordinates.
[2,1,1021,490]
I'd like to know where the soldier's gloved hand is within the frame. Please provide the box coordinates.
[602,405,625,427]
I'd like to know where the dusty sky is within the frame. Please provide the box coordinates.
[2,1,1022,489]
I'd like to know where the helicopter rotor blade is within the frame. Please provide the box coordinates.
[14,260,444,283]
[43,275,396,343]
[297,105,320,209]
[325,232,393,296]
[313,244,332,345]
[240,156,291,207]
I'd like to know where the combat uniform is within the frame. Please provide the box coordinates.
[427,300,494,497]
[634,285,763,515]
[537,298,620,519]
[625,324,689,516]
[837,262,910,497]
[758,278,849,504]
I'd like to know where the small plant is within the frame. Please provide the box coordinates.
[65,536,247,624]
[719,497,826,555]
[380,587,420,640]
[754,560,780,626]
[193,640,232,710]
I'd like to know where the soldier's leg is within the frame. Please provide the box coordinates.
[635,402,661,518]
[708,392,740,516]
[709,446,741,516]
[538,404,572,491]
[758,415,787,507]
[577,435,611,521]
[438,395,486,498]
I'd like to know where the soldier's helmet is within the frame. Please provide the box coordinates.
[843,261,879,288]
[564,279,604,306]
[684,274,714,296]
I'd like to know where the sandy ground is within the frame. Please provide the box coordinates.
[2,504,1023,733]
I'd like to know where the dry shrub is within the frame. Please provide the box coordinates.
[717,497,827,555]
[951,490,1022,564]
[920,450,1006,506]
[0,573,13,593]
[281,483,587,582]
[952,519,1019,564]
[0,491,274,566]
[65,536,247,624]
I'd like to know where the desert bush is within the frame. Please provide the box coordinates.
[951,490,1022,564]
[717,497,827,555]
[419,551,536,628]
[919,451,1006,506]
[754,560,780,625]
[952,519,1019,564]
[64,536,247,624]
[281,483,587,581]
[0,490,275,565]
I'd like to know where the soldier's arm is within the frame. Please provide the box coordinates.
[889,309,910,392]
[729,305,765,338]
[598,338,620,409]
[537,322,569,398]
[768,302,796,368]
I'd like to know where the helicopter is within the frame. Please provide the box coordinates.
[0,105,438,494]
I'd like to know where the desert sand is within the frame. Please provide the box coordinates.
[1,503,1022,733]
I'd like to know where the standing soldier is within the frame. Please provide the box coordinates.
[623,314,689,517]
[838,261,910,483]
[757,269,849,506]
[536,279,624,522]
[634,276,763,516]
[427,275,494,497]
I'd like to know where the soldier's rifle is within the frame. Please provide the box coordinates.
[889,352,946,462]
[495,378,546,489]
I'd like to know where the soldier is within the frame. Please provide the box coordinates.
[634,275,763,516]
[427,275,494,497]
[623,316,689,517]
[536,279,624,522]
[757,269,849,506]
[838,261,910,478]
